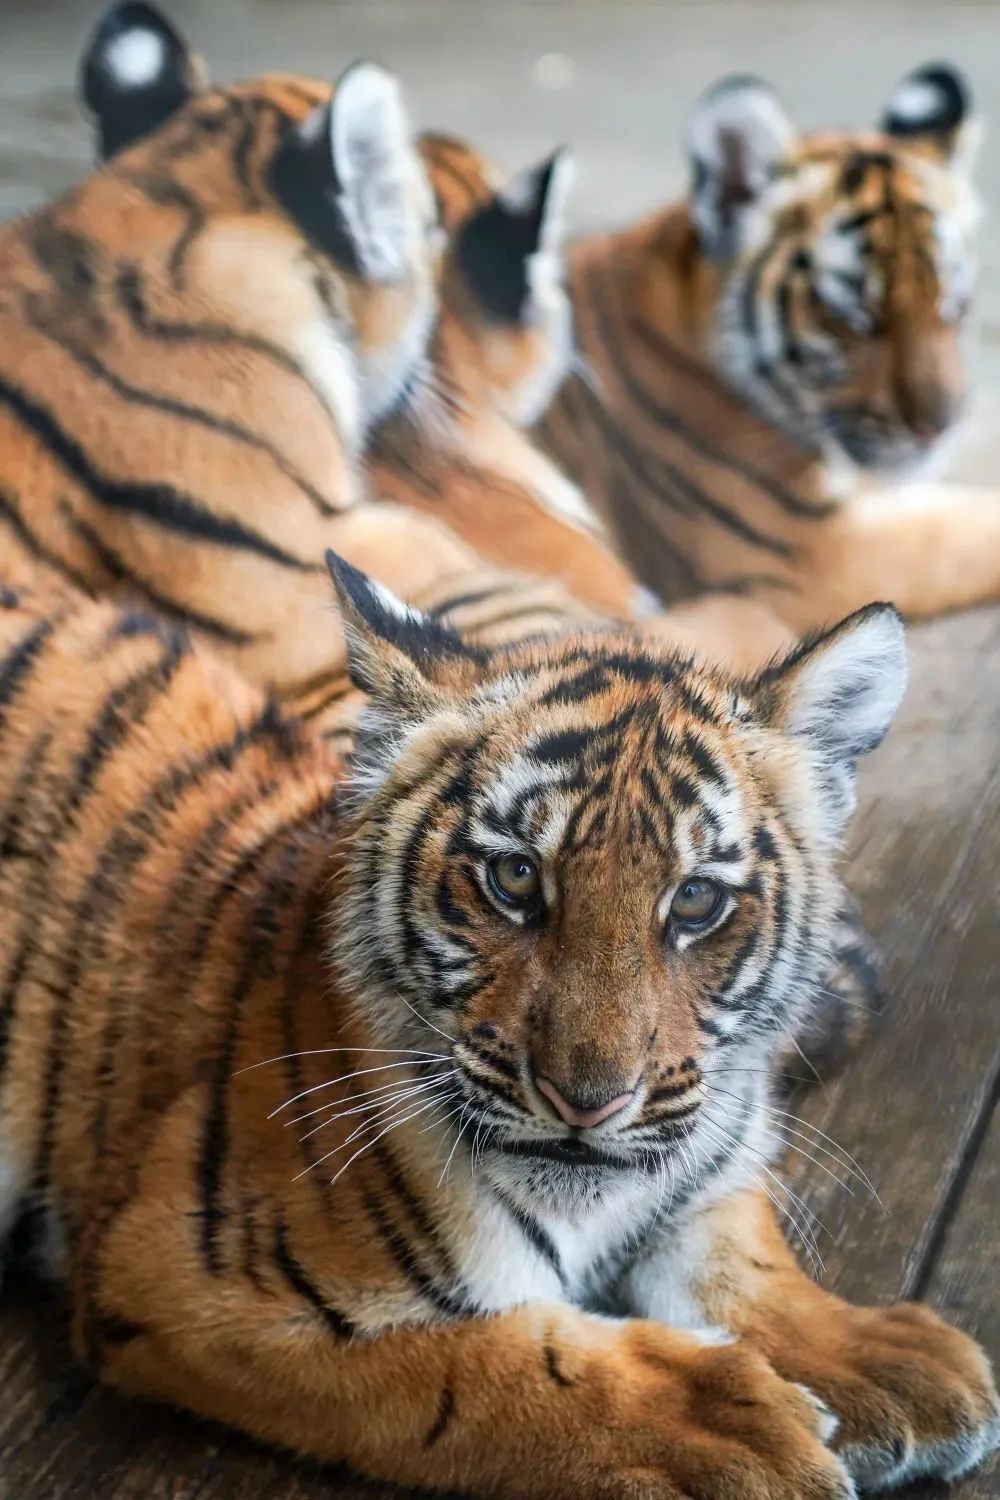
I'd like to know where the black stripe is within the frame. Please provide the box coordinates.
[273,1218,355,1338]
[424,1385,456,1448]
[495,1189,565,1285]
[0,487,95,594]
[119,170,207,288]
[543,1343,575,1388]
[0,616,55,728]
[0,375,314,571]
[61,503,256,646]
[198,832,305,1272]
[23,310,337,518]
[363,1188,467,1320]
[28,639,187,1182]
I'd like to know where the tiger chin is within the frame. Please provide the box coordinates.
[1,567,996,1500]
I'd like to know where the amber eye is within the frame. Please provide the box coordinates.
[487,853,542,910]
[670,877,725,929]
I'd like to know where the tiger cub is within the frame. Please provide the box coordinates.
[0,3,479,691]
[537,65,1000,628]
[0,570,996,1498]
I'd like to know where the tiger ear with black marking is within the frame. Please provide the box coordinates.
[454,148,574,323]
[881,63,978,172]
[759,603,907,833]
[687,75,795,261]
[326,551,478,789]
[270,62,425,283]
[326,550,476,700]
[80,0,205,160]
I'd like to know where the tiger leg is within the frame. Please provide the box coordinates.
[80,1201,848,1498]
[768,482,1000,628]
[624,1188,1000,1493]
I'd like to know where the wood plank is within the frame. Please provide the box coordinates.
[905,1102,1000,1498]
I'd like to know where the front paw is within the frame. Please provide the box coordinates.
[802,1302,999,1490]
[599,1336,856,1500]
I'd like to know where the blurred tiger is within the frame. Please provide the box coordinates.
[0,1,483,693]
[537,64,1000,628]
[2,566,996,1497]
[365,133,647,632]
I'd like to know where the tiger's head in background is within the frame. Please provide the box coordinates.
[687,63,979,476]
[78,0,440,449]
[416,133,576,432]
[328,551,907,1220]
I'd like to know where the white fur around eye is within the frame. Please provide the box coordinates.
[104,28,166,88]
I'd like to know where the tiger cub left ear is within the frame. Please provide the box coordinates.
[454,148,575,324]
[881,63,979,173]
[687,75,795,261]
[325,551,477,702]
[759,603,907,832]
[80,0,205,159]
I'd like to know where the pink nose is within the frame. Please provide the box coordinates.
[535,1075,634,1129]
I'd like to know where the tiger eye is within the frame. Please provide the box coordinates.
[670,877,724,927]
[488,853,541,909]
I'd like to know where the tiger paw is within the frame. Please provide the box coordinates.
[588,1336,856,1500]
[798,1302,1000,1490]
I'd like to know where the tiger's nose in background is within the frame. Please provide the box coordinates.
[535,1074,635,1129]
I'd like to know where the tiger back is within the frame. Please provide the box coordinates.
[0,3,482,692]
[537,65,1000,629]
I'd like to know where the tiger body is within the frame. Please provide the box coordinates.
[0,566,996,1497]
[0,54,492,695]
[0,9,643,727]
[538,69,1000,629]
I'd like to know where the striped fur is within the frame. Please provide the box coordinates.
[0,28,490,693]
[536,65,1000,629]
[0,577,995,1496]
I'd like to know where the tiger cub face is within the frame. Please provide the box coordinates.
[79,0,439,443]
[328,552,906,1219]
[420,134,576,428]
[688,64,979,476]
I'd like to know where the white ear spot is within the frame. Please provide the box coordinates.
[887,78,945,125]
[104,28,166,89]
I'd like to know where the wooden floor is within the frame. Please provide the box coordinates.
[0,605,997,1499]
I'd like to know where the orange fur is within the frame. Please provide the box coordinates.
[537,79,1000,628]
[0,576,994,1496]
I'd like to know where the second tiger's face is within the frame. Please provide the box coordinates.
[334,585,903,1217]
[717,134,978,476]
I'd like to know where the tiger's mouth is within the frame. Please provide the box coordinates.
[489,1134,637,1171]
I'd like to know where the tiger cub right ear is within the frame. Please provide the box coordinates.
[454,148,575,324]
[687,75,795,261]
[270,62,426,284]
[80,0,205,159]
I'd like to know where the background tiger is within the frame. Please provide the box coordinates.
[537,63,1000,629]
[0,566,995,1498]
[0,8,482,692]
